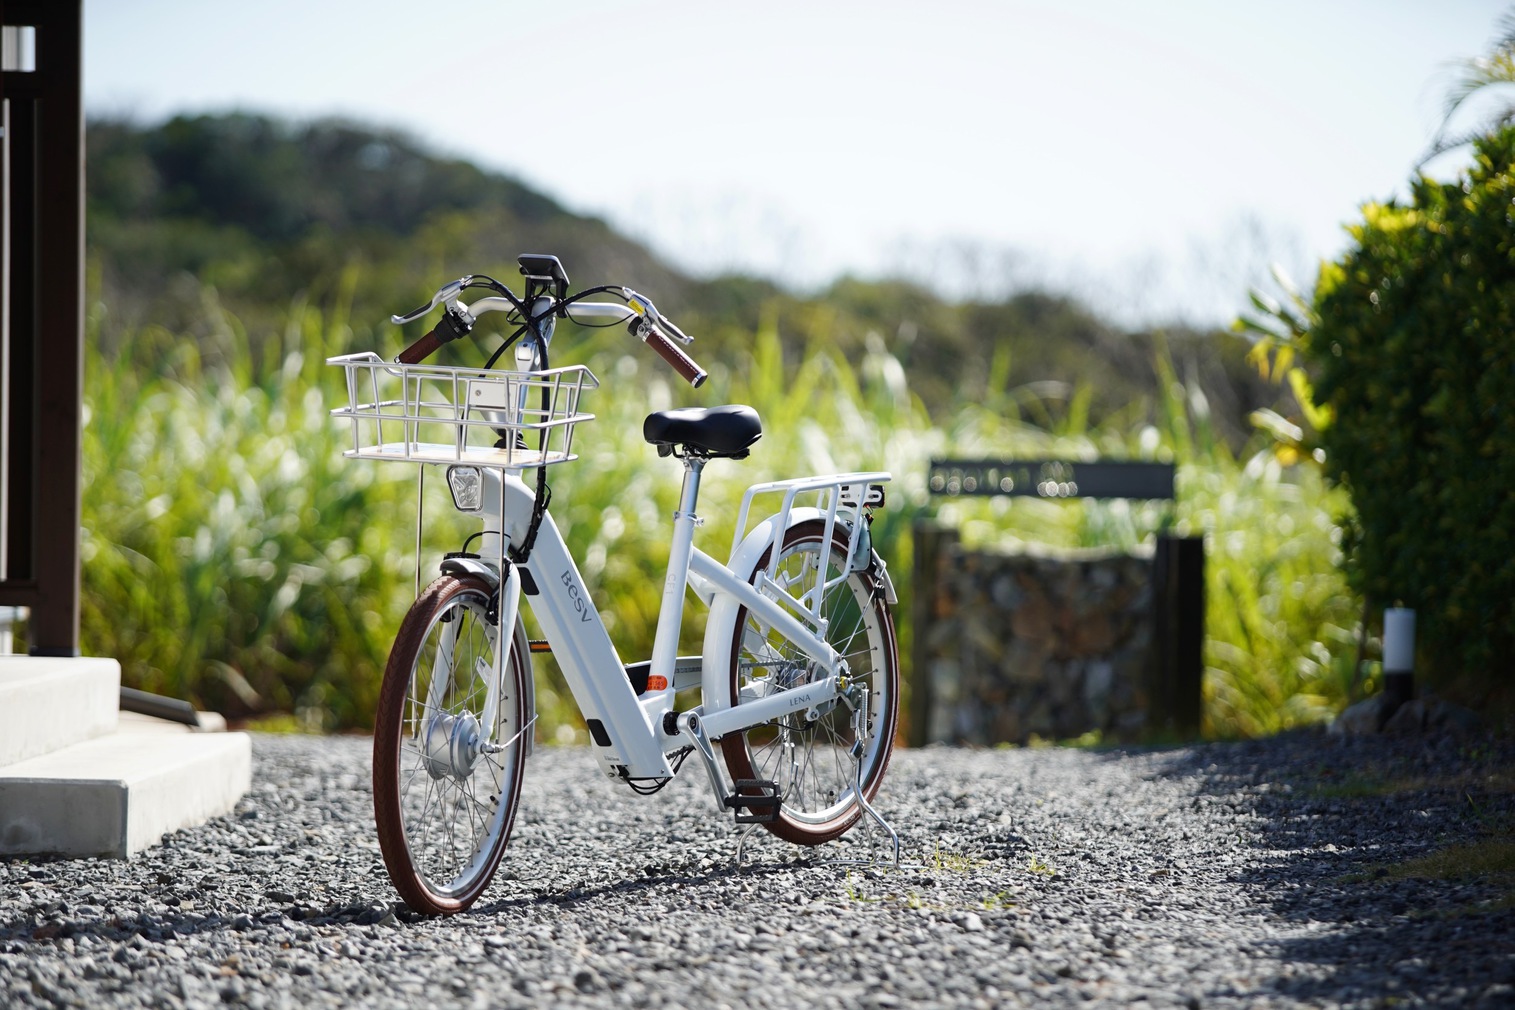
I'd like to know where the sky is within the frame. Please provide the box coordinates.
[85,0,1509,325]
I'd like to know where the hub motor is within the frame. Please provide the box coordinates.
[421,711,482,781]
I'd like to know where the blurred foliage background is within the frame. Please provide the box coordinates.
[76,112,1373,740]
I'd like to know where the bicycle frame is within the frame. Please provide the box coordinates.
[468,465,890,785]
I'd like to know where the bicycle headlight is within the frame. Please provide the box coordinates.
[447,466,483,512]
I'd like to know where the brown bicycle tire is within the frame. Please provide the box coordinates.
[372,574,528,915]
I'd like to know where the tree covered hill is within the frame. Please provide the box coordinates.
[87,112,1276,443]
[87,114,692,339]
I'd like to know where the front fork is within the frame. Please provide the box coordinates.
[480,564,521,742]
[421,467,533,766]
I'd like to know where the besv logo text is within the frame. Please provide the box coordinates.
[561,571,593,623]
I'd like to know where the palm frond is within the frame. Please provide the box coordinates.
[1419,8,1515,167]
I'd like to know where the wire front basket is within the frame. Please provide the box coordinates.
[328,352,599,470]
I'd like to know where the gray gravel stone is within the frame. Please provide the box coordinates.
[1,729,1512,1008]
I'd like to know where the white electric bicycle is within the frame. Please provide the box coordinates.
[329,254,900,915]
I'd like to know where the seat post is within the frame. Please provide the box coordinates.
[646,455,707,711]
[676,456,706,519]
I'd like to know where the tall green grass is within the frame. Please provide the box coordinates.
[82,292,406,728]
[79,294,1360,739]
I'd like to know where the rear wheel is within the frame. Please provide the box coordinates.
[373,574,529,915]
[720,520,899,845]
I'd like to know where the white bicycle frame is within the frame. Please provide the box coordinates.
[472,463,894,790]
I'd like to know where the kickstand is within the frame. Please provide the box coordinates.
[734,822,760,869]
[831,684,901,870]
[851,756,901,869]
[733,687,907,873]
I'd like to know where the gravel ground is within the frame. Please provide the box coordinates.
[2,729,1512,1009]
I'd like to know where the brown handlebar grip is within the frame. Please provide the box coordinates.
[395,328,445,365]
[644,327,708,387]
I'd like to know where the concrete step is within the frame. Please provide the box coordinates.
[0,714,251,858]
[0,656,120,766]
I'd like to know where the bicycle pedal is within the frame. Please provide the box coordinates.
[725,779,782,824]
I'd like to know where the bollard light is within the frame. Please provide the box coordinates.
[1383,607,1415,710]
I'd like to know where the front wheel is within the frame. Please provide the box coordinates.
[720,519,899,845]
[373,574,530,915]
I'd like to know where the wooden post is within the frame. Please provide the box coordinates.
[0,1,84,655]
[909,520,957,747]
[1151,535,1204,737]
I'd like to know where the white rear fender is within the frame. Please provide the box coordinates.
[700,507,896,715]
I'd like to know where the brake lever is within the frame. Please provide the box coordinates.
[622,287,694,345]
[391,276,472,325]
[659,314,693,345]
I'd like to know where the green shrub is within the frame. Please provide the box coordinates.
[1309,127,1515,692]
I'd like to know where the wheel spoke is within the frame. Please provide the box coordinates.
[459,776,486,860]
[794,732,817,808]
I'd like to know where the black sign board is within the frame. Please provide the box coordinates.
[928,459,1175,500]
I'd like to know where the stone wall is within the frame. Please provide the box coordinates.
[915,534,1157,745]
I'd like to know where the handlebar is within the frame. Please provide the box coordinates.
[642,325,708,387]
[396,327,447,365]
[390,270,707,386]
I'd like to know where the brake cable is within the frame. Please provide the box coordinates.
[507,314,553,565]
[486,284,635,564]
